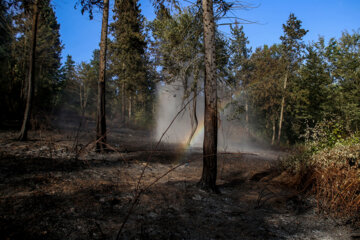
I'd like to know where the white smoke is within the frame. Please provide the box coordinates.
[155,81,272,153]
[155,82,203,147]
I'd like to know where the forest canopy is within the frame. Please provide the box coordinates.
[1,0,359,145]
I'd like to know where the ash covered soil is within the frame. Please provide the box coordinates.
[0,129,357,240]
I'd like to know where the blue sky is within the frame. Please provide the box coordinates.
[53,0,360,64]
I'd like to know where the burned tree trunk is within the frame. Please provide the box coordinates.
[198,0,218,193]
[128,95,132,120]
[278,71,288,143]
[18,0,39,141]
[121,81,126,124]
[96,0,109,152]
[186,88,199,146]
[271,118,276,145]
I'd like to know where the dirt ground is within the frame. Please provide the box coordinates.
[0,128,358,240]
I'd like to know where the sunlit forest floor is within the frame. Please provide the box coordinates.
[0,128,357,239]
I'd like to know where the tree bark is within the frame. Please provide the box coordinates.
[128,95,132,120]
[186,88,198,146]
[18,0,39,141]
[245,101,248,125]
[245,94,249,135]
[198,0,218,193]
[121,81,126,124]
[278,71,288,143]
[96,0,109,152]
[271,118,276,145]
[79,84,83,112]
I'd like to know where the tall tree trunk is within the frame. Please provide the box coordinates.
[277,71,288,143]
[20,37,27,100]
[186,88,199,146]
[198,0,218,193]
[121,81,126,124]
[271,118,276,145]
[245,102,248,124]
[18,0,39,141]
[245,93,249,134]
[96,0,109,152]
[128,95,132,120]
[79,84,83,112]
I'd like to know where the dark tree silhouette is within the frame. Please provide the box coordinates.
[18,0,39,141]
[198,0,218,193]
[95,0,109,152]
[77,0,109,152]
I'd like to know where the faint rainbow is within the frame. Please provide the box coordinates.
[181,88,244,150]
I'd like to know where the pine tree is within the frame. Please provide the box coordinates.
[249,44,284,144]
[326,31,360,131]
[0,0,63,133]
[60,55,79,114]
[0,0,13,125]
[59,51,98,119]
[278,13,307,142]
[96,0,109,152]
[34,1,62,113]
[229,24,251,82]
[80,49,100,116]
[77,0,109,152]
[110,0,153,126]
[18,0,39,140]
[294,39,332,133]
[0,0,11,61]
[76,60,98,116]
[199,0,218,193]
[63,55,76,86]
[229,24,251,129]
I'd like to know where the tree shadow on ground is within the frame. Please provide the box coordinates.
[0,149,200,179]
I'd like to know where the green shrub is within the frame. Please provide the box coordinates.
[301,119,360,153]
[282,131,360,219]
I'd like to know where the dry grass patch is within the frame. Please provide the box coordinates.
[282,143,360,221]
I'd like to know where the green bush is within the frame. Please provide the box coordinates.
[282,122,360,219]
[301,119,360,153]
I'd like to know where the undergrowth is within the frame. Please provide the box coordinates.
[281,121,360,221]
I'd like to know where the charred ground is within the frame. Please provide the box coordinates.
[0,129,357,240]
